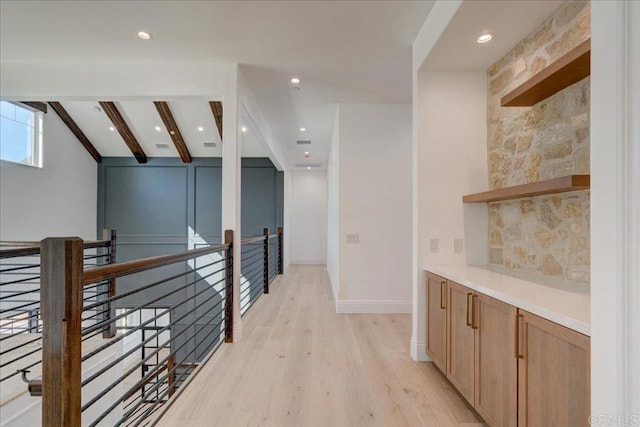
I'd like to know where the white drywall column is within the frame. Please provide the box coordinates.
[591,0,640,418]
[221,66,243,341]
[410,0,463,361]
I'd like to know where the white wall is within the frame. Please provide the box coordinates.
[290,171,327,264]
[591,0,640,417]
[326,107,340,301]
[335,103,413,313]
[410,71,488,360]
[0,109,97,241]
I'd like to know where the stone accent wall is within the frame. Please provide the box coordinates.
[486,1,591,283]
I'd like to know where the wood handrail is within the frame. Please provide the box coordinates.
[82,244,229,286]
[0,240,111,259]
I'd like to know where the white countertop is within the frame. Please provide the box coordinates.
[424,264,590,336]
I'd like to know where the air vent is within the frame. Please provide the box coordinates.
[203,142,216,148]
[155,144,170,149]
[296,140,311,145]
[295,163,322,168]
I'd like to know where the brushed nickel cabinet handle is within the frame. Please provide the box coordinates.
[466,292,473,327]
[440,281,446,309]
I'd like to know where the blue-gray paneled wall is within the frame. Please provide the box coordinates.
[97,157,282,363]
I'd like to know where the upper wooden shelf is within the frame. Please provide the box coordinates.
[501,39,590,107]
[463,175,590,203]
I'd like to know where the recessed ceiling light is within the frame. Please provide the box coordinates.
[155,126,162,132]
[93,106,102,113]
[290,77,301,84]
[197,126,204,132]
[299,127,306,132]
[306,167,311,170]
[137,31,152,40]
[109,126,115,132]
[477,33,494,44]
[241,126,247,133]
[304,151,309,155]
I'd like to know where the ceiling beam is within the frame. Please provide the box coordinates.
[20,102,48,113]
[208,101,223,141]
[48,102,102,163]
[99,101,147,163]
[153,101,192,163]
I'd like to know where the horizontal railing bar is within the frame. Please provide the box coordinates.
[240,250,264,265]
[82,269,224,337]
[0,275,41,287]
[0,358,42,383]
[240,236,266,245]
[0,288,40,300]
[0,345,42,369]
[83,244,229,285]
[82,281,223,366]
[82,261,224,313]
[117,317,225,425]
[133,337,224,425]
[0,299,39,315]
[83,301,224,416]
[0,337,42,356]
[0,264,40,273]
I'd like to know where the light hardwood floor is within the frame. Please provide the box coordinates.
[157,265,483,427]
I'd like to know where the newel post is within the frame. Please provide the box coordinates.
[263,228,270,294]
[277,227,283,274]
[41,237,84,427]
[224,230,234,343]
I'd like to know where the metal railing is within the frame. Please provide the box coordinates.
[0,231,116,386]
[239,227,283,315]
[2,226,284,426]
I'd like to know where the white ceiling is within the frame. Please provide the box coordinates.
[0,1,435,169]
[423,0,563,71]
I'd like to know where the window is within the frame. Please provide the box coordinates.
[0,101,43,167]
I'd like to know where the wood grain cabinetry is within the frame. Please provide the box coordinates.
[446,281,476,403]
[426,272,447,372]
[425,271,590,427]
[517,310,590,427]
[475,294,517,427]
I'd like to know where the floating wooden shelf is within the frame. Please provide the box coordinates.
[463,175,590,203]
[501,38,590,107]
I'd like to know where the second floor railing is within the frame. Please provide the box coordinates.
[0,226,284,426]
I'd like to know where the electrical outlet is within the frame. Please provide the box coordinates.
[346,234,360,244]
[429,238,439,252]
[453,238,463,253]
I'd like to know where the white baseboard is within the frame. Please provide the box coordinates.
[290,260,326,265]
[410,336,431,361]
[336,299,412,314]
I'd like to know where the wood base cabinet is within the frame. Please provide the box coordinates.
[475,293,517,427]
[517,310,590,427]
[425,271,590,427]
[426,273,447,372]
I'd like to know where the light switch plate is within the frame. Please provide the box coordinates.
[429,238,439,252]
[453,238,463,253]
[347,234,360,244]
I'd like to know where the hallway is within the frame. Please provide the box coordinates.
[158,265,482,426]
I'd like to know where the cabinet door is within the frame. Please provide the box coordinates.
[474,294,517,427]
[426,273,447,372]
[446,280,475,404]
[518,310,590,427]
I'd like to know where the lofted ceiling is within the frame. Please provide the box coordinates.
[0,0,435,170]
